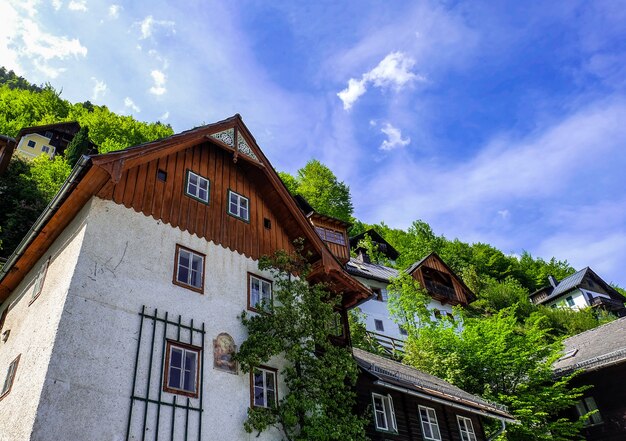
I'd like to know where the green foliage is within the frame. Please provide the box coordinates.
[0,67,43,92]
[397,305,589,440]
[351,233,391,266]
[235,241,367,441]
[279,160,353,222]
[28,154,71,201]
[64,126,91,167]
[531,307,615,340]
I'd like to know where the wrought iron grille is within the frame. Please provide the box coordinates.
[126,306,205,441]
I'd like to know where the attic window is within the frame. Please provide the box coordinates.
[27,140,36,148]
[315,227,346,246]
[157,169,167,182]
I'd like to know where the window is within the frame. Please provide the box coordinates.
[328,311,344,337]
[173,245,205,293]
[41,146,50,153]
[30,258,50,305]
[1,355,20,401]
[566,296,575,307]
[372,393,397,432]
[576,396,603,425]
[375,319,385,332]
[44,131,54,139]
[248,273,272,311]
[419,406,442,441]
[27,140,36,148]
[185,170,210,204]
[373,288,388,302]
[457,416,477,441]
[314,226,346,245]
[228,190,249,221]
[263,218,271,229]
[163,342,201,397]
[398,325,408,336]
[251,367,277,408]
[157,169,167,181]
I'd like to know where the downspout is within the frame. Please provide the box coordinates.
[0,155,91,285]
[487,419,506,441]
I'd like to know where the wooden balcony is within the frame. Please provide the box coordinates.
[365,331,405,355]
[424,280,456,301]
[590,296,625,311]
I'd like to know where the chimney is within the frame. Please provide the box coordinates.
[356,249,371,264]
[548,275,558,288]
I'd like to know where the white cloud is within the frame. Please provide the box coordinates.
[337,52,424,110]
[51,0,63,11]
[497,209,510,220]
[91,77,107,100]
[108,4,121,19]
[67,0,87,12]
[380,122,410,151]
[136,15,175,40]
[149,69,167,96]
[159,111,170,120]
[124,97,140,113]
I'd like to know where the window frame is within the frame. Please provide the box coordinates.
[457,415,477,441]
[314,226,346,246]
[162,341,201,398]
[575,396,603,426]
[227,189,250,222]
[172,245,205,294]
[250,366,278,409]
[419,405,442,441]
[371,392,398,432]
[247,273,273,312]
[184,169,210,205]
[29,257,50,306]
[0,354,20,401]
[374,319,385,332]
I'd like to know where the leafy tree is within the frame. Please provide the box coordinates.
[235,241,367,441]
[64,126,92,167]
[280,160,353,222]
[28,154,72,201]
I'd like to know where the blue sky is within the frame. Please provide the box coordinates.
[2,0,626,286]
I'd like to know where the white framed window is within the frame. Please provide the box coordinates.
[173,245,205,292]
[576,396,603,425]
[248,273,272,311]
[372,393,397,432]
[185,170,210,204]
[30,258,50,304]
[374,319,385,332]
[419,405,442,440]
[1,355,20,400]
[457,416,477,441]
[163,342,201,397]
[252,367,277,408]
[228,190,249,221]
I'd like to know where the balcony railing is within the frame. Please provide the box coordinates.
[424,280,456,300]
[590,296,625,311]
[365,331,405,355]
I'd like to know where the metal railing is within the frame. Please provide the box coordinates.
[365,330,405,354]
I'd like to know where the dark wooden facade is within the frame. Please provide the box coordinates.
[409,254,475,306]
[308,214,350,264]
[356,372,487,441]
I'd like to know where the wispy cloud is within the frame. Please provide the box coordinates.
[136,15,175,40]
[67,0,87,12]
[337,52,424,110]
[149,69,167,96]
[108,4,121,19]
[51,0,63,11]
[124,97,140,113]
[91,77,107,100]
[380,123,410,150]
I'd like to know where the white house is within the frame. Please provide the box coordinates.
[0,115,369,441]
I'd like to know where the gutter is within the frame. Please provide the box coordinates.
[487,419,507,441]
[0,155,91,289]
[374,380,517,424]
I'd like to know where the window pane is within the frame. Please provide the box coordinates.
[179,250,190,268]
[189,173,198,186]
[230,192,238,204]
[198,188,208,201]
[240,198,248,209]
[240,208,248,220]
[266,371,275,392]
[190,269,201,288]
[230,202,238,214]
[177,267,189,284]
[184,351,197,392]
[170,348,183,368]
[261,282,271,302]
[199,178,208,191]
[254,387,264,406]
[168,365,181,389]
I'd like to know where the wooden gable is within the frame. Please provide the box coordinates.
[408,253,475,306]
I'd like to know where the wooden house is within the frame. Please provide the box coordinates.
[0,115,369,441]
[553,317,626,440]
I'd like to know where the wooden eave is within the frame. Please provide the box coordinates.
[1,114,370,307]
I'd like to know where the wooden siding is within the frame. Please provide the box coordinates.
[97,141,296,260]
[356,373,486,441]
[411,255,471,306]
[309,217,350,263]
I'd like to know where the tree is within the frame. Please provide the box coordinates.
[64,126,91,167]
[280,160,353,222]
[28,154,71,201]
[235,241,367,441]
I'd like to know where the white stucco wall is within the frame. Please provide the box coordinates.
[0,199,90,441]
[355,275,454,342]
[29,197,284,441]
[546,289,588,310]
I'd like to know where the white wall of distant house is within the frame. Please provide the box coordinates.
[546,288,612,311]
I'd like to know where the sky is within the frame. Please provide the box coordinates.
[2,0,626,286]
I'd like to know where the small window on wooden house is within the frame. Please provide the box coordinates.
[314,226,346,245]
[419,405,442,441]
[576,396,603,426]
[228,190,249,221]
[248,274,272,311]
[29,258,50,305]
[173,245,205,293]
[185,170,210,204]
[457,416,477,441]
[374,319,385,332]
[372,393,397,432]
[157,169,167,181]
[263,218,271,229]
[251,366,277,408]
[0,355,20,401]
[163,341,201,397]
